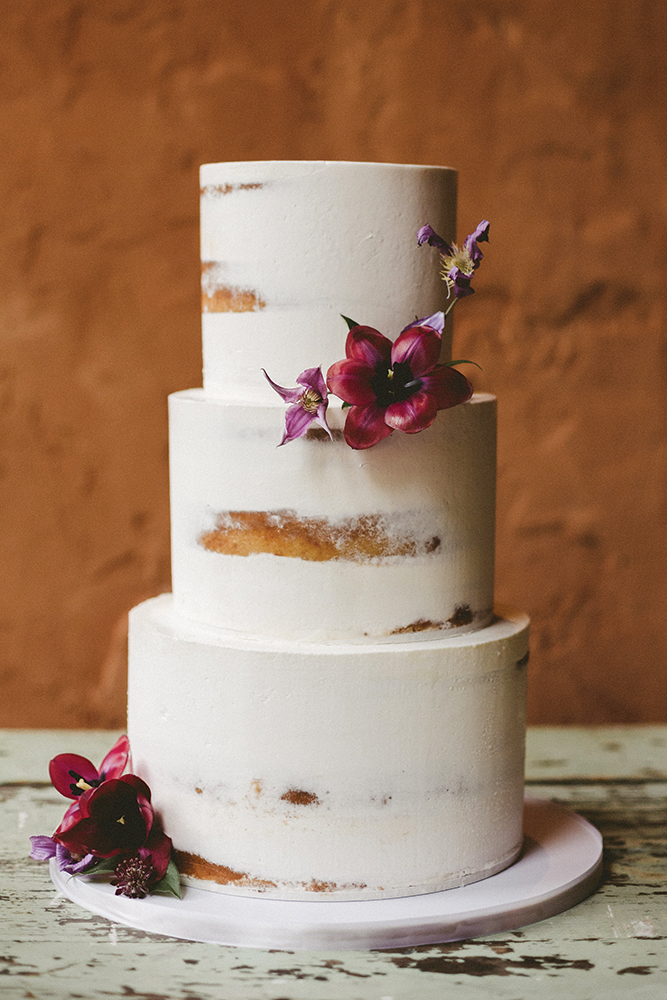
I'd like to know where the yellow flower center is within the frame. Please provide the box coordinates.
[117,815,126,825]
[75,778,94,792]
[439,244,474,283]
[298,388,321,412]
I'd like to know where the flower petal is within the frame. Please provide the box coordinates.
[296,366,328,398]
[345,326,392,367]
[417,224,453,254]
[49,753,100,799]
[140,828,173,881]
[451,273,475,298]
[384,391,438,434]
[470,219,490,244]
[56,799,84,834]
[327,358,378,405]
[314,401,334,440]
[343,403,393,450]
[119,774,154,834]
[29,835,58,861]
[262,369,301,403]
[99,735,129,782]
[391,325,442,377]
[401,311,445,336]
[280,403,315,445]
[60,847,96,874]
[421,365,474,410]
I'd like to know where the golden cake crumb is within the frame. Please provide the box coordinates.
[174,851,277,889]
[281,788,319,806]
[199,510,441,563]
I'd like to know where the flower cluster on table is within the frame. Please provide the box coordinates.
[29,735,180,899]
[264,221,489,450]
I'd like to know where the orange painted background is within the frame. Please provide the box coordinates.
[1,0,666,727]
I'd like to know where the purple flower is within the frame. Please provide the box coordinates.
[326,315,473,450]
[29,835,96,874]
[263,366,333,445]
[418,220,490,298]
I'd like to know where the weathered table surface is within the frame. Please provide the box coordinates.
[2,726,666,998]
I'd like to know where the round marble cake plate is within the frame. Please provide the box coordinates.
[50,798,602,951]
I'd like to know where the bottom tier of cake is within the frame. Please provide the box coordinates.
[127,595,529,901]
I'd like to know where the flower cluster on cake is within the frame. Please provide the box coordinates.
[30,735,180,899]
[264,220,489,449]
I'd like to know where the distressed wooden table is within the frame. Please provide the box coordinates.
[2,726,666,998]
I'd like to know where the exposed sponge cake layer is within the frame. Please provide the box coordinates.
[169,391,496,642]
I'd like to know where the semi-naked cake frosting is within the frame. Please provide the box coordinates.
[127,161,529,900]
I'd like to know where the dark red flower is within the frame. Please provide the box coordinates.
[53,775,154,860]
[110,825,172,897]
[49,734,129,800]
[326,315,473,450]
[111,855,157,898]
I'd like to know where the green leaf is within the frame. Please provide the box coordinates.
[341,315,359,331]
[82,857,118,878]
[448,359,482,371]
[152,858,182,899]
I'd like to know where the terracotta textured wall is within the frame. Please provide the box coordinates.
[1,0,666,727]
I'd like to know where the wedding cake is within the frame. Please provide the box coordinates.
[127,161,529,900]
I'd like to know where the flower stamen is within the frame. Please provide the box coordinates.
[297,387,322,412]
[440,245,474,284]
[111,855,157,899]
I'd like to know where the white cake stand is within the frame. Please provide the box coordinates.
[49,798,602,950]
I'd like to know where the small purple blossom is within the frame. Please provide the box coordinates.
[263,366,333,445]
[418,221,490,299]
[29,835,96,874]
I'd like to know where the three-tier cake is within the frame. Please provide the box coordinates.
[127,161,529,900]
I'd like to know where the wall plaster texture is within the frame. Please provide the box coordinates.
[1,0,666,726]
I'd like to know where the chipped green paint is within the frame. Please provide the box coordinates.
[1,727,667,999]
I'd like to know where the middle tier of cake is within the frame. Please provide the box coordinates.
[169,390,497,642]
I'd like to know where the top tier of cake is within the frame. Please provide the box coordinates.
[200,160,457,403]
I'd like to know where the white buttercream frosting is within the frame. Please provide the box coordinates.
[128,596,529,900]
[169,391,496,641]
[200,160,457,403]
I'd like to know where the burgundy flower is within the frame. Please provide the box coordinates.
[49,734,129,800]
[53,774,154,860]
[326,315,473,450]
[109,825,173,897]
[263,366,333,445]
[111,855,157,898]
[418,220,490,298]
